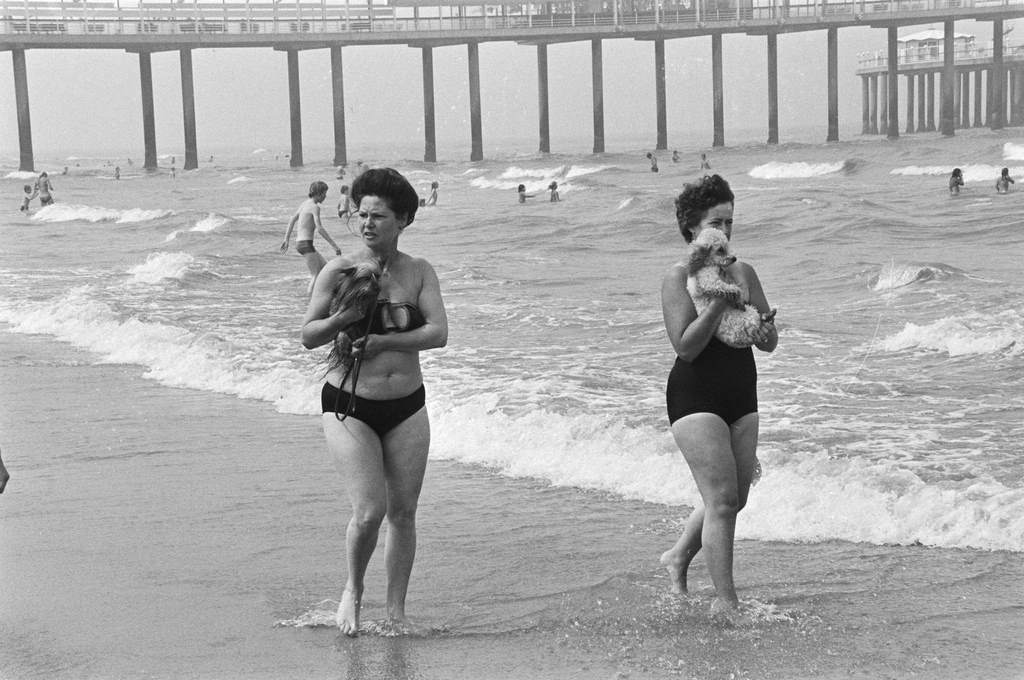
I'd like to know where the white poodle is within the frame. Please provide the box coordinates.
[686,227,774,348]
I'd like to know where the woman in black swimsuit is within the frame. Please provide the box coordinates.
[301,168,448,636]
[659,174,777,617]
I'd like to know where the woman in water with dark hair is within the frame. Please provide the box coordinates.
[658,174,777,616]
[301,167,448,636]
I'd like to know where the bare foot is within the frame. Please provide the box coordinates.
[660,549,688,595]
[709,596,740,622]
[337,587,362,637]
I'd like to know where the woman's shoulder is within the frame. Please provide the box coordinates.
[663,260,690,280]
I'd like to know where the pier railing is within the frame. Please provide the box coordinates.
[3,0,1024,37]
[857,41,1024,70]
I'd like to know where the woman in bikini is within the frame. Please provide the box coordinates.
[658,174,777,617]
[301,167,448,637]
[281,180,343,285]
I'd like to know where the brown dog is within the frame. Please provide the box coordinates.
[326,260,382,371]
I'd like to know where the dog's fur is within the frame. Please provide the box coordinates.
[326,260,382,371]
[686,227,768,348]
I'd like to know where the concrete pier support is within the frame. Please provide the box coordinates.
[138,52,157,171]
[468,42,483,161]
[537,44,550,154]
[940,21,955,136]
[591,39,605,153]
[927,72,936,131]
[827,27,839,142]
[712,33,724,147]
[974,69,983,127]
[654,39,667,150]
[421,46,437,162]
[905,74,915,134]
[11,48,33,172]
[768,33,779,144]
[1013,69,1024,125]
[961,71,971,128]
[886,27,899,139]
[879,73,888,135]
[330,46,348,167]
[179,49,199,170]
[992,20,1005,130]
[917,73,927,132]
[953,68,962,128]
[869,74,879,134]
[285,49,302,168]
[861,76,870,135]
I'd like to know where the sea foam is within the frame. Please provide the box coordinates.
[878,315,1022,356]
[29,204,172,223]
[748,161,846,179]
[127,252,196,284]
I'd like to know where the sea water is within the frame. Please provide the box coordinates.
[1,131,1022,678]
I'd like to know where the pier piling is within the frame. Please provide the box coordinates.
[331,46,347,167]
[12,48,34,172]
[138,52,157,171]
[180,49,199,170]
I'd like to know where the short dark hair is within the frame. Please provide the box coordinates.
[351,168,420,225]
[674,174,735,243]
[308,180,328,198]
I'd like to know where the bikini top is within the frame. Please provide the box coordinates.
[366,299,426,335]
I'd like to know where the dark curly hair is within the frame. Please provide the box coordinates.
[674,174,734,243]
[351,167,420,226]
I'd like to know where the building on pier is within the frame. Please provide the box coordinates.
[858,28,1024,134]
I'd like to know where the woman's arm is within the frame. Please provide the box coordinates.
[300,259,365,349]
[361,259,448,358]
[740,262,778,353]
[661,263,730,362]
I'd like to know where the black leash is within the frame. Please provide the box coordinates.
[333,297,379,422]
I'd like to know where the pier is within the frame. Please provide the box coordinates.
[857,28,1024,134]
[5,0,1024,170]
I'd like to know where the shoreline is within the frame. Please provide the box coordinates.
[2,327,1023,679]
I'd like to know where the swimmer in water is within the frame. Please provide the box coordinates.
[996,167,1015,194]
[949,168,964,195]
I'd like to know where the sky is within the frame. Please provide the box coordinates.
[0,18,1014,162]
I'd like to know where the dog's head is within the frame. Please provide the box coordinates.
[687,227,736,271]
[329,260,382,318]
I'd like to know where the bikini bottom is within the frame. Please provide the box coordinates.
[321,383,425,438]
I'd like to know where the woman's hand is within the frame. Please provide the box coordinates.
[351,334,385,361]
[280,240,289,253]
[752,309,777,348]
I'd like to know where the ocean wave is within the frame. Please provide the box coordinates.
[878,315,1022,356]
[191,213,231,232]
[29,204,172,224]
[427,394,1024,551]
[127,252,196,284]
[4,170,39,180]
[227,176,252,184]
[748,161,848,179]
[1003,142,1024,160]
[0,287,317,413]
[890,164,1023,183]
[871,261,961,290]
[742,448,1024,552]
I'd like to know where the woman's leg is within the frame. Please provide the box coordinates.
[661,505,704,594]
[379,408,430,624]
[322,414,386,636]
[671,413,741,611]
[730,413,760,509]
